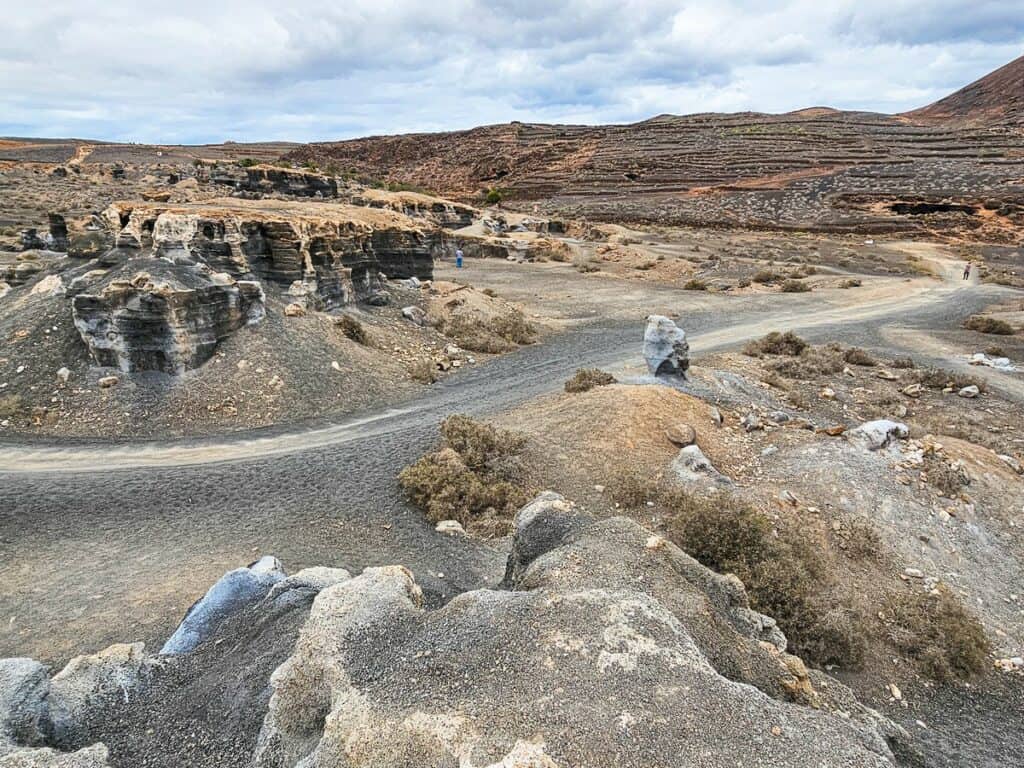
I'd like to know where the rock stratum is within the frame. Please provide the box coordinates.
[0,494,917,768]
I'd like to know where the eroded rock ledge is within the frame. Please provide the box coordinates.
[0,493,914,768]
[71,260,265,374]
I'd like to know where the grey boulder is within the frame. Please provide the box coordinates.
[643,315,690,378]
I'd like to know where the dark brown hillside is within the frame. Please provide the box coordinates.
[906,54,1024,126]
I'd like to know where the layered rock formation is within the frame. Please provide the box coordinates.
[103,199,437,302]
[351,189,477,229]
[0,493,914,768]
[208,165,339,198]
[71,260,265,374]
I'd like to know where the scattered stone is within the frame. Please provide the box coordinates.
[849,420,909,451]
[958,385,980,399]
[434,520,466,536]
[903,568,924,579]
[29,274,64,297]
[665,423,697,447]
[97,376,119,389]
[710,406,723,426]
[55,368,70,386]
[283,303,306,317]
[671,445,729,485]
[876,369,899,381]
[401,305,426,325]
[643,315,689,378]
[740,412,762,432]
[901,383,924,398]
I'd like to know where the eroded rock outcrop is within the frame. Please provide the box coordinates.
[103,199,437,305]
[209,166,339,199]
[253,493,906,768]
[352,189,477,229]
[72,259,265,374]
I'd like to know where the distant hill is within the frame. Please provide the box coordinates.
[905,54,1024,126]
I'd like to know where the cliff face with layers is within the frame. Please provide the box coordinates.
[65,199,442,374]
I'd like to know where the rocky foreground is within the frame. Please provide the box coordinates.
[0,493,921,768]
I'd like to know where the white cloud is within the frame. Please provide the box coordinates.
[0,1,1020,142]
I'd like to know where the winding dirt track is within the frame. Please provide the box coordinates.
[0,252,1015,662]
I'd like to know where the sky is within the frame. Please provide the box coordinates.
[1,1,1021,144]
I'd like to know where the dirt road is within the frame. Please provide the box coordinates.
[0,252,1015,662]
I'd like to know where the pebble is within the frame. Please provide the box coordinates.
[903,567,924,579]
[958,385,980,399]
[98,375,119,389]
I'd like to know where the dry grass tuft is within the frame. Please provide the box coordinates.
[564,368,617,394]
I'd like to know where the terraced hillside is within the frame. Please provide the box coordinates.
[287,60,1024,241]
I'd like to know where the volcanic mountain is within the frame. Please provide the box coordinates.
[905,53,1024,126]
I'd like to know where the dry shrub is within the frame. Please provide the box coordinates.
[564,368,617,393]
[964,315,1014,335]
[482,288,498,297]
[408,359,438,384]
[781,279,811,293]
[909,367,985,392]
[334,314,368,344]
[985,345,1005,357]
[399,415,530,534]
[743,331,808,357]
[573,253,599,273]
[768,342,846,379]
[920,451,969,496]
[890,356,916,369]
[884,587,991,681]
[443,309,536,354]
[753,270,777,284]
[683,278,707,291]
[663,490,865,667]
[843,347,877,366]
[842,520,882,561]
[839,278,862,288]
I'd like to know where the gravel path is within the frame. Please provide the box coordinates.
[0,261,1012,663]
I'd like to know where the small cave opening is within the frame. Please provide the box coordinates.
[888,201,979,216]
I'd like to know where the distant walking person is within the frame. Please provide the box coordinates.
[963,262,971,280]
[455,246,464,269]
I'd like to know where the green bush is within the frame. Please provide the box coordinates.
[485,188,503,205]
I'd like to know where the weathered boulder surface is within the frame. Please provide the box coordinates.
[71,259,265,374]
[253,494,906,768]
[0,660,50,749]
[643,314,690,378]
[161,556,286,655]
